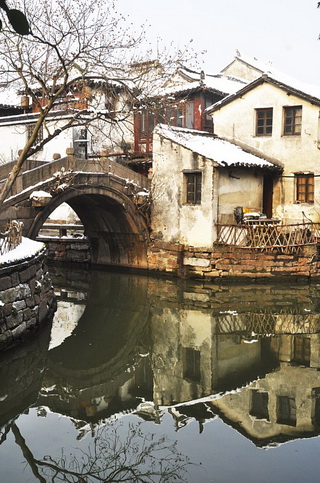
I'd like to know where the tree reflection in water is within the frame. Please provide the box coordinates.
[11,419,195,483]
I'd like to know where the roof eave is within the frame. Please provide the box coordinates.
[207,75,320,114]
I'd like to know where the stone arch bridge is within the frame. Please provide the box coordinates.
[0,154,151,269]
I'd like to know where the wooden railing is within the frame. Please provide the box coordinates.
[216,222,320,254]
[0,220,23,256]
[38,223,85,238]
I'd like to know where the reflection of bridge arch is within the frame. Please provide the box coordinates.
[39,270,152,421]
[1,157,150,268]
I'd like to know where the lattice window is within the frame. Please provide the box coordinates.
[26,123,43,150]
[256,108,273,136]
[296,174,314,203]
[185,172,202,204]
[284,106,302,135]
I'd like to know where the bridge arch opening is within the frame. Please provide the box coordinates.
[28,187,149,269]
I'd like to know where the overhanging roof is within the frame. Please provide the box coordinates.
[155,124,282,171]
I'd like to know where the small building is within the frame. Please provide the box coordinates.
[151,124,280,247]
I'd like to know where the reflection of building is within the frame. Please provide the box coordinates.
[210,346,320,447]
[146,278,320,446]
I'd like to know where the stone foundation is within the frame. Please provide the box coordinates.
[0,248,56,350]
[40,238,91,264]
[147,241,320,281]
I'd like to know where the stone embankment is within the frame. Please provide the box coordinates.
[40,238,91,264]
[0,242,56,350]
[147,241,320,280]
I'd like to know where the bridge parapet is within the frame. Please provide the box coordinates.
[1,155,150,201]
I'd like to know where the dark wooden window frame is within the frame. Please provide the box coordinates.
[184,171,202,205]
[183,347,201,383]
[255,108,273,136]
[283,106,302,135]
[295,173,314,204]
[250,390,269,420]
[277,395,296,426]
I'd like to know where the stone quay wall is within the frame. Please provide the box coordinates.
[0,248,56,350]
[40,238,91,264]
[147,241,320,281]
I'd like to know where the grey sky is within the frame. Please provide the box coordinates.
[117,0,320,84]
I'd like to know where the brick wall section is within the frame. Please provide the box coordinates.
[147,241,185,276]
[0,249,56,350]
[147,241,320,280]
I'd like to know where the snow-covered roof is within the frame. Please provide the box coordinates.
[155,124,279,169]
[0,86,21,107]
[158,73,246,98]
[219,54,320,104]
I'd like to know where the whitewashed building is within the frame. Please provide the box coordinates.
[208,55,320,223]
[151,124,280,247]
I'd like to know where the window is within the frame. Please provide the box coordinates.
[296,174,314,203]
[283,106,302,135]
[293,336,310,366]
[277,396,296,426]
[183,347,201,382]
[256,108,273,136]
[27,123,43,150]
[250,390,269,420]
[185,172,202,204]
[312,388,320,427]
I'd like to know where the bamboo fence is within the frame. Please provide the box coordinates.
[216,222,320,254]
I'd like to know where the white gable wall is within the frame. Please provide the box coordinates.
[152,134,216,246]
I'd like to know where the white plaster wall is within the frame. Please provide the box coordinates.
[218,169,264,223]
[0,88,135,165]
[0,118,73,163]
[222,60,262,82]
[212,82,320,222]
[152,134,216,246]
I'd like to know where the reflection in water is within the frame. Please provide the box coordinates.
[1,268,320,481]
[11,419,194,482]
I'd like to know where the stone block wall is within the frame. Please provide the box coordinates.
[147,240,320,281]
[41,238,91,264]
[147,241,185,276]
[0,249,56,350]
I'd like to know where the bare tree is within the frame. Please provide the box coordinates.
[0,0,193,205]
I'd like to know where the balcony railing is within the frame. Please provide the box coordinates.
[0,220,23,256]
[215,222,320,254]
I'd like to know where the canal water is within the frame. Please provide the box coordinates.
[1,266,320,482]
